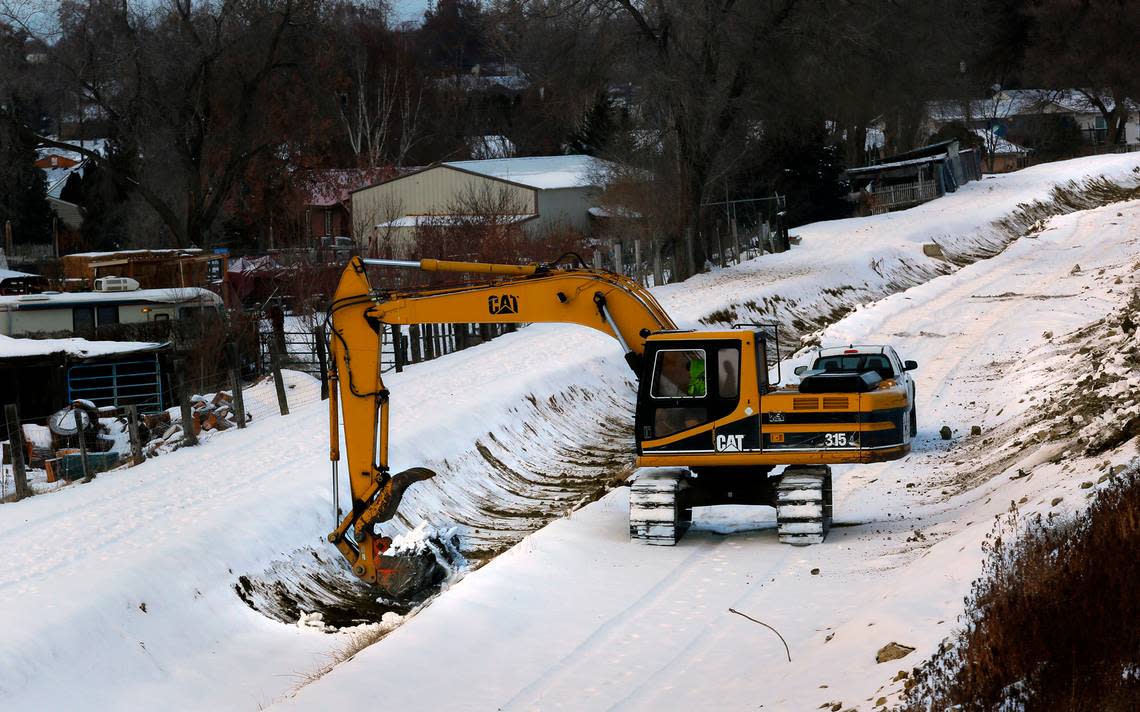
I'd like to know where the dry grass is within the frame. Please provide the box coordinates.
[287,620,398,693]
[901,466,1140,711]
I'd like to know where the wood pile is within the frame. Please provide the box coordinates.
[143,390,250,455]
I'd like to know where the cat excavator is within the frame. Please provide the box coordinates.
[326,255,916,596]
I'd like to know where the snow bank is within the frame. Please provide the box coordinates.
[281,196,1140,712]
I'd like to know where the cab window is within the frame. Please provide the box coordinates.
[717,347,739,398]
[651,349,708,437]
[651,349,706,398]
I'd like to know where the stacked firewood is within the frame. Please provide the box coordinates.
[143,391,250,455]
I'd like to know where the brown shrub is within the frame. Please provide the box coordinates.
[901,467,1140,711]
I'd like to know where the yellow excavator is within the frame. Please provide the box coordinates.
[326,255,916,595]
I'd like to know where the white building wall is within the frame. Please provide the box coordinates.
[530,187,597,237]
[351,166,537,244]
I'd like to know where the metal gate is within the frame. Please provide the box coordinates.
[67,356,164,413]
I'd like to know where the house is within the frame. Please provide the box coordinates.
[972,129,1030,173]
[845,139,982,215]
[927,90,1140,151]
[60,249,227,291]
[0,268,48,295]
[350,155,610,257]
[300,168,391,243]
[35,139,108,199]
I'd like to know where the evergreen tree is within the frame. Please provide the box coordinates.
[76,140,134,252]
[566,92,617,156]
[0,121,54,246]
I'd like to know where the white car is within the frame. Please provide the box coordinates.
[797,345,919,436]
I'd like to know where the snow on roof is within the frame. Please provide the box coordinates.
[376,214,538,228]
[0,287,222,307]
[37,139,109,198]
[587,206,642,219]
[227,255,286,274]
[0,268,37,281]
[48,196,83,230]
[37,138,108,165]
[442,155,610,190]
[846,153,947,174]
[0,334,163,360]
[64,248,203,258]
[929,90,1130,123]
[972,128,1030,155]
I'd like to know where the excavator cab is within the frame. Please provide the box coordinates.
[635,330,771,457]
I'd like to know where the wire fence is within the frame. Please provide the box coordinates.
[1,336,328,503]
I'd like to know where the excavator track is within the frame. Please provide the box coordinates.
[775,465,832,545]
[629,468,692,545]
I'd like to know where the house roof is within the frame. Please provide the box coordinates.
[376,214,538,228]
[972,128,1030,155]
[846,154,946,175]
[0,334,165,361]
[37,138,108,198]
[441,155,609,190]
[928,90,1133,123]
[0,269,37,282]
[48,197,84,230]
[302,168,393,207]
[0,287,222,308]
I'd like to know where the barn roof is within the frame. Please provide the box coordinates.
[441,155,609,190]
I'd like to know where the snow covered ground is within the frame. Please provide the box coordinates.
[0,154,1138,710]
[279,186,1140,712]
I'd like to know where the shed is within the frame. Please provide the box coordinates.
[846,140,982,215]
[61,249,227,291]
[351,155,610,256]
[0,335,169,441]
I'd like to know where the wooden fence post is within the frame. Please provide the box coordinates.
[424,323,436,361]
[314,325,329,401]
[226,343,247,429]
[409,324,421,364]
[270,344,290,416]
[391,325,404,373]
[125,405,143,466]
[4,404,30,500]
[175,360,199,447]
[73,409,91,477]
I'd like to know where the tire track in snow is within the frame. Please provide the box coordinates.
[499,531,796,711]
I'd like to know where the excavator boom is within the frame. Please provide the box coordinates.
[325,256,675,591]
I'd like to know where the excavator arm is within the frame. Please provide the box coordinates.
[325,256,675,590]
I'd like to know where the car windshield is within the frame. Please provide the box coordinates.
[812,354,894,380]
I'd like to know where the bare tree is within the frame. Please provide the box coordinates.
[328,4,426,168]
[0,0,322,248]
[1023,0,1140,147]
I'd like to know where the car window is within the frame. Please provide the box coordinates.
[813,354,895,379]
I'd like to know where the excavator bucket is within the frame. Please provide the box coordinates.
[365,467,446,600]
[372,538,446,601]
